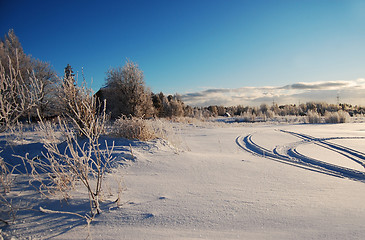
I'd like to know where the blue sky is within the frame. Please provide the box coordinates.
[1,0,365,106]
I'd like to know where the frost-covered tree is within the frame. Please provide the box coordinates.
[152,92,164,117]
[0,52,43,131]
[60,64,79,117]
[208,106,218,117]
[0,29,59,118]
[153,93,186,118]
[169,95,184,117]
[260,103,268,114]
[104,60,154,118]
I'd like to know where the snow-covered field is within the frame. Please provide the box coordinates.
[2,121,365,239]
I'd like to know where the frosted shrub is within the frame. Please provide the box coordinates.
[265,110,275,119]
[306,110,322,124]
[148,118,185,149]
[0,153,21,226]
[0,153,18,225]
[23,87,113,219]
[240,112,257,122]
[113,116,156,141]
[325,110,350,123]
[0,154,16,194]
[338,110,350,123]
[324,111,339,123]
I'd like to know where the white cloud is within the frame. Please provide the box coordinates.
[181,79,365,107]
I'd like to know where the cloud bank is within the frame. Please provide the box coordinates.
[181,79,365,107]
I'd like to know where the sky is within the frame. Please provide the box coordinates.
[1,0,365,106]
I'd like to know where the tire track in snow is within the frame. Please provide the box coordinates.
[235,135,345,179]
[236,131,365,182]
[280,130,365,168]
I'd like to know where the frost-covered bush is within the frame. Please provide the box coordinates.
[265,110,275,119]
[324,111,339,123]
[113,116,156,141]
[0,154,15,195]
[306,110,322,124]
[240,112,257,122]
[324,110,350,123]
[338,110,350,123]
[23,83,112,219]
[0,153,19,225]
[149,118,186,149]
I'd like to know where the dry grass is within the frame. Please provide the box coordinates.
[112,116,156,141]
[0,154,13,194]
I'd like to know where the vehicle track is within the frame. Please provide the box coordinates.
[236,130,365,182]
[280,130,365,168]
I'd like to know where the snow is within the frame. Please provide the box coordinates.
[295,141,365,171]
[2,122,365,239]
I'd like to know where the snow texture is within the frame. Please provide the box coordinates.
[1,122,365,239]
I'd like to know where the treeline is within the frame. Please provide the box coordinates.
[94,61,193,120]
[0,29,205,123]
[1,29,364,127]
[0,29,99,124]
[94,59,217,120]
[203,102,365,118]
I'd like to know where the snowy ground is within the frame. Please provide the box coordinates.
[2,122,365,239]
